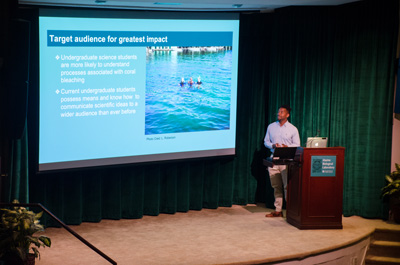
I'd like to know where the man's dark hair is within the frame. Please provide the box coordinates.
[279,104,291,114]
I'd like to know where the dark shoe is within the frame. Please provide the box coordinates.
[265,211,283,217]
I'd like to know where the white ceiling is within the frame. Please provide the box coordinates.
[19,0,360,12]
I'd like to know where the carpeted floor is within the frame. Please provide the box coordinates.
[36,204,399,265]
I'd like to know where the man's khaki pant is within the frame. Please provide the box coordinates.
[268,165,287,212]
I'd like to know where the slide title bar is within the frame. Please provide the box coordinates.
[47,30,233,47]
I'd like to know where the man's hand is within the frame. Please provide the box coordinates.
[273,143,282,149]
[273,143,288,148]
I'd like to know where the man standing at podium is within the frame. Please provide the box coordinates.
[264,105,300,217]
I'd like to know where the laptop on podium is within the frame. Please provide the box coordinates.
[306,137,328,148]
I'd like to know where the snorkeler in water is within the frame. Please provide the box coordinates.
[188,77,194,86]
[197,76,202,85]
[180,77,185,86]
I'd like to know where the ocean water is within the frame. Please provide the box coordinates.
[145,49,232,135]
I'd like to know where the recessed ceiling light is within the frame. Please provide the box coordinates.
[154,2,182,5]
[232,4,243,8]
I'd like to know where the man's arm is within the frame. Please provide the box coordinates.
[264,126,274,151]
[288,128,301,147]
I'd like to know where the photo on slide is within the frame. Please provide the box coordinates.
[145,46,233,135]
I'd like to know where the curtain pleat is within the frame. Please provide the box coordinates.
[6,126,29,204]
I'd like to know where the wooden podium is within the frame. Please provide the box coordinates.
[286,147,345,229]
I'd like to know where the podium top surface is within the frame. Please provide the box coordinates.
[300,146,345,154]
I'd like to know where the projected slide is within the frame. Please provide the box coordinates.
[38,12,239,171]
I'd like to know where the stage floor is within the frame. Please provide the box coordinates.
[36,204,399,265]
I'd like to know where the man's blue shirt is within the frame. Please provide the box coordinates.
[264,121,301,153]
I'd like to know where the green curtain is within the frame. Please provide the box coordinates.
[3,0,397,224]
[267,7,335,141]
[266,0,398,218]
[0,128,29,204]
[330,1,398,217]
[8,128,29,204]
[0,2,30,204]
[0,76,30,204]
